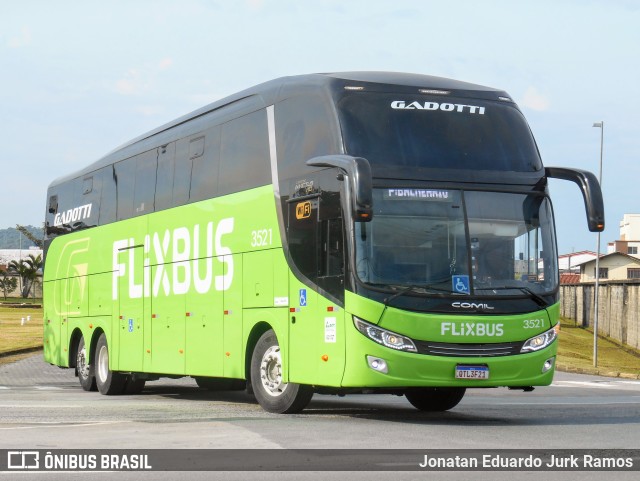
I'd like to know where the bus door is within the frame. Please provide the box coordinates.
[117,243,145,372]
[286,190,346,385]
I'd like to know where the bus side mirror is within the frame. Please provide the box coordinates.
[545,167,605,232]
[306,155,373,222]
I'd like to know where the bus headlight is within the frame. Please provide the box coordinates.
[521,324,559,353]
[353,317,417,352]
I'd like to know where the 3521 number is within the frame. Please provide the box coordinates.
[523,319,545,329]
[251,229,273,247]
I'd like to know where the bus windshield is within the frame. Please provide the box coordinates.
[337,93,542,172]
[354,189,558,297]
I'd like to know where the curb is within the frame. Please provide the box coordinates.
[556,363,640,380]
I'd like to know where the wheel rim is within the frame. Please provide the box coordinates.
[259,345,287,397]
[97,345,109,383]
[77,344,89,380]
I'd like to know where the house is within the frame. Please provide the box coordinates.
[607,213,640,258]
[558,251,597,273]
[578,252,640,282]
[0,248,43,271]
[559,273,581,284]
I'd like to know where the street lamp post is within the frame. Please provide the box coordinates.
[592,121,604,367]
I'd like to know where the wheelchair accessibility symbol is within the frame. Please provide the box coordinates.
[452,275,470,294]
[299,289,307,307]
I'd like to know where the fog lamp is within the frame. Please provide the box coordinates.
[367,355,388,374]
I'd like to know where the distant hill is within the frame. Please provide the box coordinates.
[0,226,44,249]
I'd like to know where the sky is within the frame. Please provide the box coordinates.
[1,0,639,255]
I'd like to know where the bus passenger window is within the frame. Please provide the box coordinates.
[155,142,176,211]
[190,129,220,202]
[219,110,270,196]
[275,95,340,181]
[82,177,93,194]
[133,150,158,216]
[115,158,135,221]
[173,139,192,207]
[99,165,116,225]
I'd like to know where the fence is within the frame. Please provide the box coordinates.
[0,274,43,300]
[559,281,640,350]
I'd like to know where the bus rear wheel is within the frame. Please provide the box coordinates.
[250,329,313,414]
[76,336,97,392]
[95,333,126,395]
[405,387,466,412]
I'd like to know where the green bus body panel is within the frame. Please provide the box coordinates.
[43,186,284,377]
[44,184,559,389]
[287,274,346,386]
[342,290,559,387]
[341,324,557,388]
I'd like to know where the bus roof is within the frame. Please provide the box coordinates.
[48,72,509,188]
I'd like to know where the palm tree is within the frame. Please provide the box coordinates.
[0,269,18,300]
[8,253,43,298]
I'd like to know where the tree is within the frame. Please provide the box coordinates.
[0,269,18,300]
[16,224,44,248]
[8,253,43,298]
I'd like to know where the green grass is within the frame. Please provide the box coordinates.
[0,297,42,305]
[0,305,43,357]
[1,305,639,378]
[557,318,640,378]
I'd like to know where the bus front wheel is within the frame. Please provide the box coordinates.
[405,387,466,412]
[250,330,313,414]
[95,333,126,395]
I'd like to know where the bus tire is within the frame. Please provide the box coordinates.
[95,333,126,395]
[123,376,146,394]
[405,387,466,412]
[250,329,313,414]
[76,336,97,392]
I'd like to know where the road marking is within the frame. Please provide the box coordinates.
[0,421,127,430]
[0,404,84,408]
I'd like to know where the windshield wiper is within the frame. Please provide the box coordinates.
[516,286,549,307]
[476,286,548,307]
[382,284,456,305]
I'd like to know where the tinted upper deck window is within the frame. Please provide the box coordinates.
[275,95,340,180]
[218,110,270,195]
[115,157,135,220]
[190,129,220,202]
[155,142,176,211]
[133,149,157,216]
[337,93,542,172]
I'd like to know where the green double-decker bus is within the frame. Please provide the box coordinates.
[43,72,604,413]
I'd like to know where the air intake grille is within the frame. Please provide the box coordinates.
[414,340,525,357]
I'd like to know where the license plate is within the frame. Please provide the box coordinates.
[455,365,489,380]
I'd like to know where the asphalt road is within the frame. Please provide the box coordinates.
[1,354,639,481]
